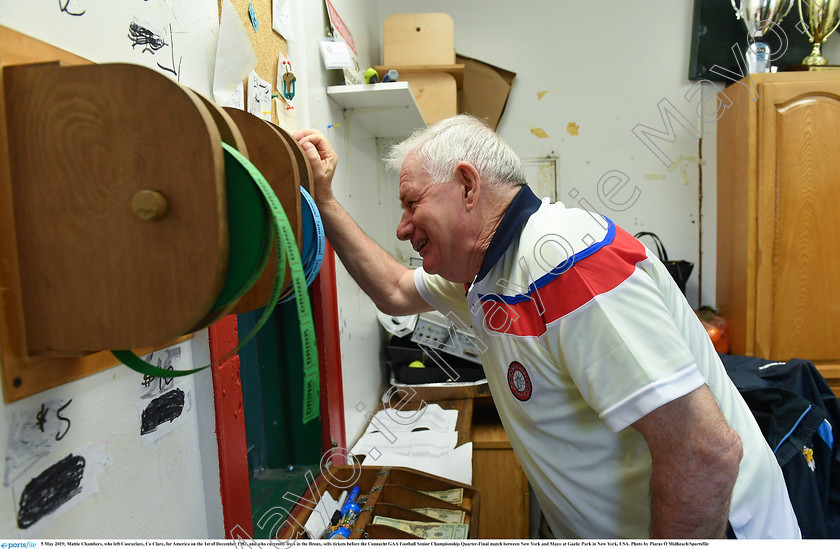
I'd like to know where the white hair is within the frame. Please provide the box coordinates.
[384,114,526,188]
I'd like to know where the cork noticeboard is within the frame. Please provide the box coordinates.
[220,0,289,126]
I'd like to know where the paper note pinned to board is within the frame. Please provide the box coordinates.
[274,97,298,132]
[214,0,259,107]
[272,0,295,41]
[248,70,273,122]
[230,82,245,110]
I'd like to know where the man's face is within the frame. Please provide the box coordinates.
[396,156,472,282]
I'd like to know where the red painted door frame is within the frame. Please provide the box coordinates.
[210,244,345,538]
[208,316,253,537]
[312,243,347,452]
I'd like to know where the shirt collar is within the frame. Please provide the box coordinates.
[474,185,542,284]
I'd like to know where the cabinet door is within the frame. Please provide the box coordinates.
[473,448,529,538]
[755,80,840,362]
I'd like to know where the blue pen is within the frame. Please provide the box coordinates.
[341,486,361,516]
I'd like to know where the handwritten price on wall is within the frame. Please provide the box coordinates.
[34,399,73,441]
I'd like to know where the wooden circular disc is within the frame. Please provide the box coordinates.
[268,122,314,194]
[3,62,226,352]
[267,123,315,302]
[184,91,252,332]
[260,121,304,256]
[223,109,301,314]
[190,91,249,155]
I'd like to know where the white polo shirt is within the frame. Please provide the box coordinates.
[414,185,799,539]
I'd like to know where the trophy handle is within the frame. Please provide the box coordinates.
[799,0,816,40]
[828,6,840,38]
[731,0,742,19]
[782,0,796,19]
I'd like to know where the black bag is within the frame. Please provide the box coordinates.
[633,231,693,295]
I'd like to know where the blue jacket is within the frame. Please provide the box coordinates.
[721,354,840,538]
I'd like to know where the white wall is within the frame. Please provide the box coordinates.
[377,0,715,307]
[290,0,392,447]
[0,338,223,538]
[370,1,840,311]
[0,0,225,537]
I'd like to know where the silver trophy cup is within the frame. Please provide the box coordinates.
[731,0,796,72]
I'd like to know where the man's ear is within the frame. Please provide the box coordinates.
[455,161,481,211]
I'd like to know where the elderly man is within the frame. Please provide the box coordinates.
[294,115,799,539]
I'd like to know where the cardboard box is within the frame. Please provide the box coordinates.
[456,54,515,130]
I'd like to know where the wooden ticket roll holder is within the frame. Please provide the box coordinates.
[277,465,479,540]
[0,26,305,402]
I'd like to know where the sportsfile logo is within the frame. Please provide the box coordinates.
[1,543,37,548]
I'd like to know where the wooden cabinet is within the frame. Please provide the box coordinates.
[717,72,840,395]
[471,398,529,539]
[356,396,530,538]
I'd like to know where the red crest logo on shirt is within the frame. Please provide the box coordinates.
[507,361,532,401]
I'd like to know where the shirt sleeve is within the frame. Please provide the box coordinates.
[413,267,471,324]
[547,268,706,433]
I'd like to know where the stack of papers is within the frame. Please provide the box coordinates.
[350,404,472,484]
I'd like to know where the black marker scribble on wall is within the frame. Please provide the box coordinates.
[127,21,182,81]
[33,398,73,441]
[128,22,167,54]
[57,0,85,17]
[17,454,86,529]
[140,388,185,435]
[157,24,183,80]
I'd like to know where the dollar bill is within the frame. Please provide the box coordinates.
[419,487,463,505]
[371,516,469,539]
[412,507,465,524]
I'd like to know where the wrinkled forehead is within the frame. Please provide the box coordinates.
[398,152,422,177]
[398,156,429,196]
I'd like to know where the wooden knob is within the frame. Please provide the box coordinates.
[131,190,168,220]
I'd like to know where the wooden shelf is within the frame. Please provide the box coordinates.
[374,64,465,89]
[326,81,426,138]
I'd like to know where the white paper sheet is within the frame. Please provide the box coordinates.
[351,430,458,458]
[303,490,337,539]
[11,442,112,534]
[274,97,298,133]
[272,0,294,41]
[213,0,259,107]
[364,403,458,435]
[247,70,273,121]
[350,400,472,484]
[364,443,473,485]
[230,81,245,110]
[319,37,353,69]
